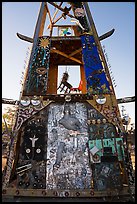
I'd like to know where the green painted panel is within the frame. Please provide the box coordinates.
[88,138,124,161]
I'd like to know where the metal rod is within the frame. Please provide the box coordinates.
[16,163,32,170]
[17,166,32,175]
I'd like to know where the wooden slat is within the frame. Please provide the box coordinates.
[69,48,82,57]
[51,48,83,64]
[52,2,63,22]
[45,3,52,24]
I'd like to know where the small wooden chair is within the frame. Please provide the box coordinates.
[70,80,83,93]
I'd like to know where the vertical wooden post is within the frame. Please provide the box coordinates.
[22,2,47,97]
[47,64,58,94]
[28,2,47,68]
[80,65,87,94]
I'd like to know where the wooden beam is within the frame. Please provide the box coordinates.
[45,3,53,36]
[51,48,83,64]
[48,2,75,18]
[38,2,47,37]
[45,3,52,24]
[2,96,135,105]
[99,28,115,41]
[47,64,58,94]
[16,33,33,43]
[80,65,87,94]
[52,25,75,28]
[117,96,135,104]
[16,29,115,43]
[52,14,63,25]
[69,48,82,57]
[52,2,63,22]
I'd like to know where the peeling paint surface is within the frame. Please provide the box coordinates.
[46,102,92,189]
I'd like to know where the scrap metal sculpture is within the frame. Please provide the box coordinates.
[2,2,134,202]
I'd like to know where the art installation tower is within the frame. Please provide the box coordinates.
[2,2,135,201]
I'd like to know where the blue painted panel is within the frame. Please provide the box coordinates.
[81,35,111,94]
[25,36,51,95]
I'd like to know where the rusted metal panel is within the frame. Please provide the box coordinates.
[2,186,129,198]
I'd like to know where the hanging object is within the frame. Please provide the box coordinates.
[71,2,90,33]
[71,18,85,31]
[57,71,72,93]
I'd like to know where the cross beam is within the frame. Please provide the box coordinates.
[2,96,135,105]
